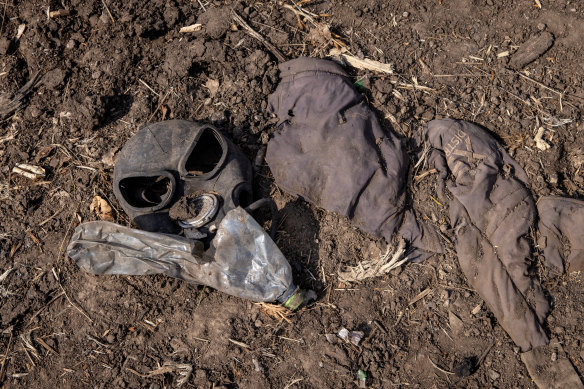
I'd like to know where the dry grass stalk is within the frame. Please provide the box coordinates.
[338,239,408,283]
[329,48,393,74]
[101,0,115,23]
[49,9,70,18]
[0,72,39,120]
[409,288,432,305]
[11,164,45,180]
[20,332,40,362]
[228,338,251,349]
[179,23,202,33]
[282,2,344,51]
[284,377,303,389]
[0,268,12,282]
[127,362,192,387]
[150,362,192,387]
[232,11,286,62]
[256,302,293,323]
[53,268,93,323]
[35,337,59,356]
[0,329,13,381]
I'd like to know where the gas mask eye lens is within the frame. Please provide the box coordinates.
[119,176,172,208]
[185,128,224,175]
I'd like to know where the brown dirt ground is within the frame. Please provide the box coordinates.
[1,0,584,388]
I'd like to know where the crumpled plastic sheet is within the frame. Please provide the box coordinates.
[67,207,294,302]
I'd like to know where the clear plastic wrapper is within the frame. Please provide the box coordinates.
[67,207,295,303]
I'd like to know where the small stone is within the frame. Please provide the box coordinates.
[194,369,207,382]
[66,39,77,50]
[88,14,99,26]
[0,37,12,55]
[488,369,500,380]
[99,12,110,25]
[254,319,262,327]
[537,23,546,31]
[252,358,263,372]
[554,326,564,334]
[551,352,558,361]
[580,350,584,361]
[27,106,41,118]
[422,110,435,121]
[325,333,336,343]
[402,11,410,17]
[486,0,494,5]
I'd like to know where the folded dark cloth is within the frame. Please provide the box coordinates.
[425,118,549,351]
[538,196,584,274]
[266,57,443,258]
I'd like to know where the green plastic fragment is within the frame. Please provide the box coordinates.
[283,288,306,311]
[354,78,365,89]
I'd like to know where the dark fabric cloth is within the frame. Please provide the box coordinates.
[266,57,443,258]
[425,118,549,351]
[538,196,584,274]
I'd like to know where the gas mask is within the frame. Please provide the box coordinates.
[113,120,253,235]
[68,120,309,308]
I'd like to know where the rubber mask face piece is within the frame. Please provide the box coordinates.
[113,120,253,233]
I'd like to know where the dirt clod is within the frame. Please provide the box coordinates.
[509,31,554,69]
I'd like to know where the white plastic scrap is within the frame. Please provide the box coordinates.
[534,127,551,151]
[338,328,365,346]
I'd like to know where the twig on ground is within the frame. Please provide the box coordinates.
[0,329,13,382]
[147,91,170,122]
[138,79,160,97]
[35,337,59,356]
[101,0,115,23]
[428,356,456,375]
[28,292,65,325]
[0,72,41,121]
[232,11,286,62]
[57,204,79,263]
[414,169,438,182]
[53,268,93,323]
[284,377,303,389]
[329,48,393,74]
[228,338,250,349]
